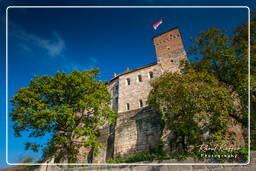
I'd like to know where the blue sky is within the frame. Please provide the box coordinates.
[0,0,254,168]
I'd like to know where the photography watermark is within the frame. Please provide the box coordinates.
[197,143,240,159]
[200,154,238,159]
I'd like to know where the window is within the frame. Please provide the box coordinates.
[171,59,174,62]
[149,72,154,79]
[139,100,143,107]
[127,103,130,111]
[114,85,119,94]
[127,78,131,85]
[115,97,118,104]
[113,97,118,110]
[138,75,142,82]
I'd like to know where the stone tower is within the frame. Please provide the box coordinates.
[153,27,187,72]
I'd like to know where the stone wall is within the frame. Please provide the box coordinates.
[92,107,161,163]
[114,107,161,158]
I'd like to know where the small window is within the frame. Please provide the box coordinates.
[115,97,118,104]
[139,100,143,107]
[149,72,154,79]
[127,78,131,85]
[171,60,174,62]
[114,85,119,94]
[127,103,130,111]
[138,75,142,82]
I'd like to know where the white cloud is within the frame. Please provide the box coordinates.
[10,22,66,57]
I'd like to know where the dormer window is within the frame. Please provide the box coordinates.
[149,72,154,79]
[138,75,142,82]
[127,78,131,85]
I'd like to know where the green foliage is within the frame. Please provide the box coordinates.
[107,146,247,163]
[187,13,256,149]
[21,157,34,163]
[149,70,238,153]
[10,68,118,162]
[20,157,36,171]
[187,27,249,124]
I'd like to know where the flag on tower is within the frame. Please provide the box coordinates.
[153,19,163,30]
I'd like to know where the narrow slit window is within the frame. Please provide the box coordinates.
[138,75,142,82]
[127,103,130,111]
[149,72,154,79]
[139,100,143,107]
[127,78,131,85]
[114,85,119,94]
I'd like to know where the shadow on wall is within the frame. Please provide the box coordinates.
[106,123,116,160]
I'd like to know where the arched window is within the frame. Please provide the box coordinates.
[127,78,131,85]
[126,103,130,111]
[149,72,154,79]
[138,75,142,82]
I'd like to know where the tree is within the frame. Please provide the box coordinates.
[233,11,256,149]
[10,68,118,163]
[187,12,256,148]
[148,70,242,154]
[20,157,35,171]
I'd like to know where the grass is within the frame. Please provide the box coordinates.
[106,152,193,163]
[106,146,249,163]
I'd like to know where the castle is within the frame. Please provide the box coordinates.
[78,27,188,163]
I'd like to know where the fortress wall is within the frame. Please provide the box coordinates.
[114,107,161,158]
[92,107,161,163]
